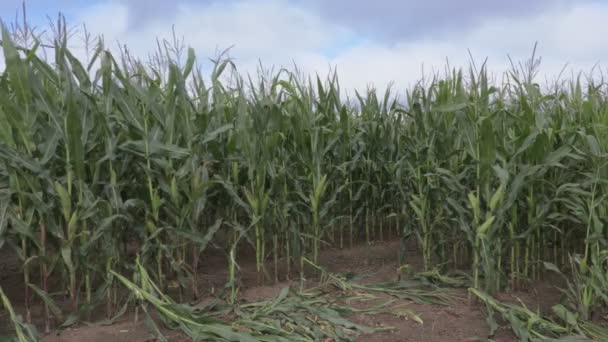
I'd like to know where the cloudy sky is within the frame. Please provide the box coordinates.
[1,0,607,93]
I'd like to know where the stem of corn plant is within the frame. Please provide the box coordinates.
[229,245,236,304]
[273,233,278,283]
[365,205,370,245]
[14,178,31,324]
[509,206,517,290]
[581,171,598,274]
[40,221,50,332]
[285,229,291,279]
[22,236,31,324]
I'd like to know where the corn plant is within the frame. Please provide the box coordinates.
[0,16,607,339]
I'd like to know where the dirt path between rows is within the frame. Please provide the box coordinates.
[2,240,563,341]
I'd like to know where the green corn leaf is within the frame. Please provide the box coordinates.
[67,210,79,242]
[489,185,505,212]
[468,192,480,223]
[27,283,64,320]
[175,218,223,253]
[0,202,7,249]
[183,47,196,78]
[434,102,468,112]
[477,216,495,236]
[60,245,75,276]
[54,181,71,222]
[0,286,38,342]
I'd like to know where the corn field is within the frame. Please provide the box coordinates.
[0,19,607,340]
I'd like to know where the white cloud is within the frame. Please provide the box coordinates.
[1,0,607,96]
[315,1,608,94]
[73,0,348,73]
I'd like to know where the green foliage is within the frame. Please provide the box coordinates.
[112,259,387,341]
[0,287,38,342]
[0,17,607,339]
[470,288,608,341]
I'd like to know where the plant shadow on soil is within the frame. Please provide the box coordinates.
[1,239,565,342]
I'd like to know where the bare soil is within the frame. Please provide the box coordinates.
[1,240,566,341]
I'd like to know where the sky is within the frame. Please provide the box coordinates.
[1,0,607,93]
